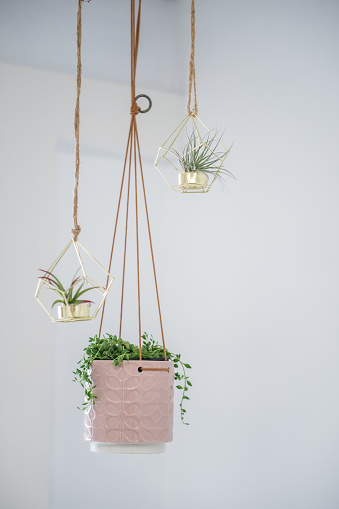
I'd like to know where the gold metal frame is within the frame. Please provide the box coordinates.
[35,239,114,323]
[154,112,231,194]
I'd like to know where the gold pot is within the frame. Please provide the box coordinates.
[178,171,208,189]
[57,303,91,320]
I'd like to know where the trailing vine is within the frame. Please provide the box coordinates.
[73,332,192,424]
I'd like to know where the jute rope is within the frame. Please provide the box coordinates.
[187,0,198,116]
[72,0,91,240]
[98,0,167,364]
[72,0,83,240]
[98,125,133,339]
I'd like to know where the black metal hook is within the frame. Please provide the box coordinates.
[135,94,152,113]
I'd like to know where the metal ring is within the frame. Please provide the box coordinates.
[135,94,152,113]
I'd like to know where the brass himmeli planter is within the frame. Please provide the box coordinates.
[178,171,208,189]
[57,303,91,320]
[154,113,231,194]
[35,239,114,323]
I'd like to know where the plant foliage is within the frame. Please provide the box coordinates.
[73,332,192,425]
[38,268,95,309]
[173,129,234,183]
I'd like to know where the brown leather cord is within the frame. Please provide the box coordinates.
[139,367,170,373]
[130,0,141,115]
[135,128,167,361]
[72,0,83,241]
[119,129,133,338]
[98,125,133,339]
[131,0,135,105]
[99,0,167,364]
[133,125,142,359]
[187,0,198,116]
[134,3,141,74]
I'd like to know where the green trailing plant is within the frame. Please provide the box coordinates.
[174,129,233,183]
[73,332,192,425]
[38,268,95,309]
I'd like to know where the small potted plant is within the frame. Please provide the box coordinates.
[73,333,192,452]
[38,269,96,320]
[173,130,233,190]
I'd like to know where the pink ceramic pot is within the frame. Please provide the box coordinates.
[84,360,174,451]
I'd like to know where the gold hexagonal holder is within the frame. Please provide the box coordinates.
[154,112,232,194]
[35,239,114,323]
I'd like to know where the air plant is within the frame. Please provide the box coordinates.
[173,129,233,182]
[38,268,95,309]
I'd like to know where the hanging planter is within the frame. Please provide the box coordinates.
[35,0,113,322]
[154,0,234,193]
[74,333,191,454]
[72,0,192,453]
[35,240,114,323]
[155,113,233,193]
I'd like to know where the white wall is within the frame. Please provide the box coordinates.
[1,0,339,508]
[0,62,184,509]
[0,0,187,94]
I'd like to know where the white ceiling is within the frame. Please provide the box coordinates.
[0,0,188,94]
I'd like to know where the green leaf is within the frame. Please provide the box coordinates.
[71,282,85,302]
[70,267,81,286]
[51,299,64,308]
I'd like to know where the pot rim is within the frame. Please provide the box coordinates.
[58,302,91,308]
[182,169,208,175]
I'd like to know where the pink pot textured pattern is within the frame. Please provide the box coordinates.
[84,360,174,444]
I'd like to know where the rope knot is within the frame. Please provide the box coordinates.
[188,109,197,117]
[71,225,81,241]
[130,102,140,116]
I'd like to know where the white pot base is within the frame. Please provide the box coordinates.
[89,442,166,454]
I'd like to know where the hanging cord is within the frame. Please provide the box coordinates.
[135,128,167,359]
[98,0,167,365]
[187,0,198,116]
[98,126,133,339]
[130,0,141,117]
[133,126,142,358]
[119,133,133,338]
[98,1,142,339]
[130,0,142,357]
[72,0,85,240]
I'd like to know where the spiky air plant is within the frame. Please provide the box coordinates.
[38,268,95,309]
[174,129,233,183]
